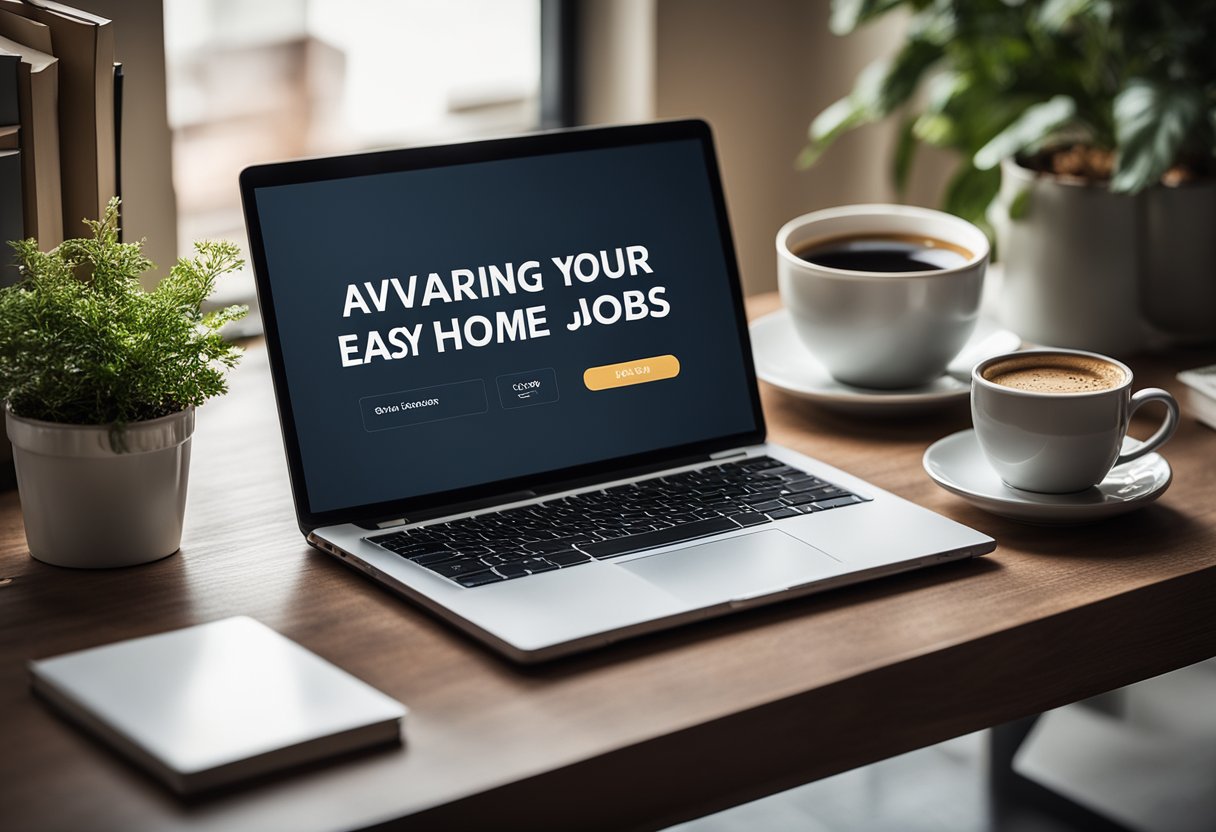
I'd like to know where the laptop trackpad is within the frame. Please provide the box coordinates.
[619,530,843,608]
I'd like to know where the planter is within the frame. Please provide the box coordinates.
[991,160,1216,355]
[7,407,195,568]
[991,160,1142,356]
[1140,181,1216,341]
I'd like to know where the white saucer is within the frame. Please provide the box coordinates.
[922,430,1172,524]
[750,309,1021,415]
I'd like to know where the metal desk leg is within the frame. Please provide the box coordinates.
[989,716,1136,832]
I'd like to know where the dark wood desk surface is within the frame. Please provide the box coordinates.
[3,293,1215,832]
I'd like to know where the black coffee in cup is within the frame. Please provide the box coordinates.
[777,204,990,389]
[794,233,973,273]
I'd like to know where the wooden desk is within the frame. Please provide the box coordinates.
[2,293,1215,831]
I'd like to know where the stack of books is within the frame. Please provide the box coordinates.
[1178,365,1216,432]
[0,0,118,284]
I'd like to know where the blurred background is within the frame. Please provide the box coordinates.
[80,0,955,316]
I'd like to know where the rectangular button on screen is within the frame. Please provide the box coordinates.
[584,355,680,391]
[360,379,488,432]
[496,367,560,409]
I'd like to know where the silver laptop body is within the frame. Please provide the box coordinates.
[241,120,995,663]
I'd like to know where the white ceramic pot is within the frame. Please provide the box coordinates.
[991,160,1216,355]
[991,160,1143,356]
[1140,180,1216,341]
[6,406,195,568]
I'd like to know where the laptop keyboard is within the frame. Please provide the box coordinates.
[367,456,868,588]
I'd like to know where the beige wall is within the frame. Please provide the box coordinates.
[580,0,953,295]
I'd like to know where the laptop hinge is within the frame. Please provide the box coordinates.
[709,448,749,460]
[375,517,409,529]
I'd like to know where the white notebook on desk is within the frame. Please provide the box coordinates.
[29,616,406,795]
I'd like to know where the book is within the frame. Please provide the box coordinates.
[0,34,61,248]
[0,5,52,53]
[1178,365,1216,432]
[30,617,407,795]
[0,49,16,124]
[0,146,23,283]
[0,0,114,234]
[112,59,121,223]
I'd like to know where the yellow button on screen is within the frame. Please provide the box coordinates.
[584,354,681,391]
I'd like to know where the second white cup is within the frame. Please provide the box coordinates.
[972,349,1179,493]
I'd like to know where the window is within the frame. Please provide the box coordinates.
[163,0,542,329]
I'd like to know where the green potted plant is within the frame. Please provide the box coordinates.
[0,199,247,568]
[801,0,1216,353]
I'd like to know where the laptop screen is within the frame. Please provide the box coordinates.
[244,123,762,522]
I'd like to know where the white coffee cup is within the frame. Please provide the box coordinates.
[776,204,989,389]
[972,349,1179,493]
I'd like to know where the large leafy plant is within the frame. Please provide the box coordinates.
[800,0,1216,227]
[0,199,248,426]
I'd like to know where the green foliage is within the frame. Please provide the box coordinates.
[802,0,1216,224]
[0,199,248,426]
[1112,79,1208,191]
[974,95,1078,170]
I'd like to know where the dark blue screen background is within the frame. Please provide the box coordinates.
[255,139,757,514]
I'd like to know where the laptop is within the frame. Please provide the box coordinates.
[239,119,995,663]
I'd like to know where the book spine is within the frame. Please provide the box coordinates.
[0,52,17,125]
[0,147,23,285]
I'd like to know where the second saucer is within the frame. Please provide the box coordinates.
[923,429,1172,524]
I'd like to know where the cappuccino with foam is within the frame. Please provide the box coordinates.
[983,353,1127,394]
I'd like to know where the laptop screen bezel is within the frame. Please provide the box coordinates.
[239,119,767,532]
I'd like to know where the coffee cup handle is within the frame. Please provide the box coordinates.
[1114,388,1180,467]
